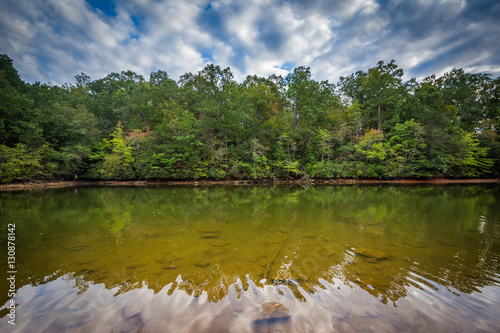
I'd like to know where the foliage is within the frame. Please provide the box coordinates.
[0,144,50,182]
[0,54,498,182]
[100,122,135,179]
[387,120,430,177]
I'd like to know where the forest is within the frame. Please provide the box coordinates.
[0,54,499,183]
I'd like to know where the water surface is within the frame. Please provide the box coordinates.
[1,185,500,332]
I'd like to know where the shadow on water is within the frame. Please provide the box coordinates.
[0,184,500,331]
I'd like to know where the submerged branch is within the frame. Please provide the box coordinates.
[264,231,291,281]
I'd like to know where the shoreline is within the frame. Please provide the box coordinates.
[0,178,499,191]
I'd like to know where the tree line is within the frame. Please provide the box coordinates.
[0,54,499,183]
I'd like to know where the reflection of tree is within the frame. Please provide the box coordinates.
[0,185,499,306]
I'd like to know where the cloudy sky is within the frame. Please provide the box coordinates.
[1,0,499,85]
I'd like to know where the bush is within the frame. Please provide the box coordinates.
[0,144,51,182]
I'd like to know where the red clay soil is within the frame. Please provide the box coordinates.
[0,178,499,191]
[356,178,500,184]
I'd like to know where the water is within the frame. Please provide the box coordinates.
[1,185,500,332]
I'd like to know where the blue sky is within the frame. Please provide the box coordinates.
[0,0,499,85]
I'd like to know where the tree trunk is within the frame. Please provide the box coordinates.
[294,97,299,130]
[378,104,381,131]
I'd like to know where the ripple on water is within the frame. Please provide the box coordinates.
[1,268,500,332]
[2,185,500,331]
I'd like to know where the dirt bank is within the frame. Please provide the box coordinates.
[1,178,499,191]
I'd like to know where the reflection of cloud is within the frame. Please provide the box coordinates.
[5,270,500,332]
[1,185,498,305]
[1,186,500,331]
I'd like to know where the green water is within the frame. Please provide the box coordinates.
[1,185,500,332]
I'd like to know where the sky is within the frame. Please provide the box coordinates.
[0,0,499,86]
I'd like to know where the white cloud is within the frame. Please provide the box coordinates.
[0,0,498,85]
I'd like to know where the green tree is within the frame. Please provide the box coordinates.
[0,54,24,91]
[387,120,430,177]
[355,129,387,162]
[0,54,498,182]
[339,60,404,132]
[100,122,135,179]
[437,68,493,132]
[0,144,50,182]
[0,71,40,146]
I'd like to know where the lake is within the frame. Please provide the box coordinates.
[1,185,500,332]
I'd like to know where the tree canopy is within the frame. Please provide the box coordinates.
[1,54,499,183]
